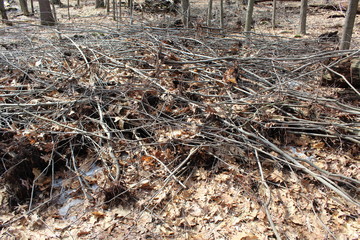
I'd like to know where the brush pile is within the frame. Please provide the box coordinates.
[0,24,359,238]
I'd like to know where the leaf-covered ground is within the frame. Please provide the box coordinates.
[0,1,359,239]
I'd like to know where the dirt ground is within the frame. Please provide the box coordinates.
[5,0,360,46]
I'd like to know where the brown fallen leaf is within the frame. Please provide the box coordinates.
[312,141,325,149]
[77,231,90,237]
[231,232,259,240]
[92,211,106,219]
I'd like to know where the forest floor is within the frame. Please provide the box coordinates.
[0,1,359,239]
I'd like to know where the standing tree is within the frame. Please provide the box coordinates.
[207,0,213,27]
[0,0,12,25]
[119,0,122,22]
[129,0,133,24]
[39,0,55,25]
[67,0,70,19]
[220,0,224,29]
[112,0,115,20]
[298,0,308,34]
[244,0,255,32]
[19,0,30,16]
[30,0,34,14]
[51,0,57,22]
[181,0,190,28]
[340,0,359,50]
[272,0,276,28]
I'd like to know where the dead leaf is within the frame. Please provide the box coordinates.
[223,67,238,84]
[312,141,325,149]
[77,231,90,237]
[92,211,106,219]
[231,232,259,240]
[267,168,284,183]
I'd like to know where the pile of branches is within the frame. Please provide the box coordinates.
[0,24,359,230]
[136,0,180,13]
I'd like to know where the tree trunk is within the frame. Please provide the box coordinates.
[340,0,359,50]
[181,0,190,28]
[129,0,133,24]
[119,0,122,22]
[51,0,57,22]
[39,0,55,25]
[0,0,12,25]
[220,0,224,28]
[67,0,70,19]
[298,0,308,34]
[245,0,255,32]
[96,0,105,8]
[19,0,30,16]
[112,0,116,20]
[272,0,276,28]
[207,0,213,27]
[30,0,34,13]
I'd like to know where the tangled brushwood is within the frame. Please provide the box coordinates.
[0,24,359,238]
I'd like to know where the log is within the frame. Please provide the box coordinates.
[321,58,360,88]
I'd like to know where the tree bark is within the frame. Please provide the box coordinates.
[39,0,55,25]
[298,0,308,34]
[207,0,213,27]
[51,0,57,22]
[19,0,30,16]
[113,0,116,20]
[245,0,255,32]
[181,0,190,28]
[220,0,224,28]
[129,0,133,24]
[67,0,70,19]
[30,0,34,13]
[340,0,359,50]
[119,0,122,22]
[0,0,12,25]
[272,0,276,28]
